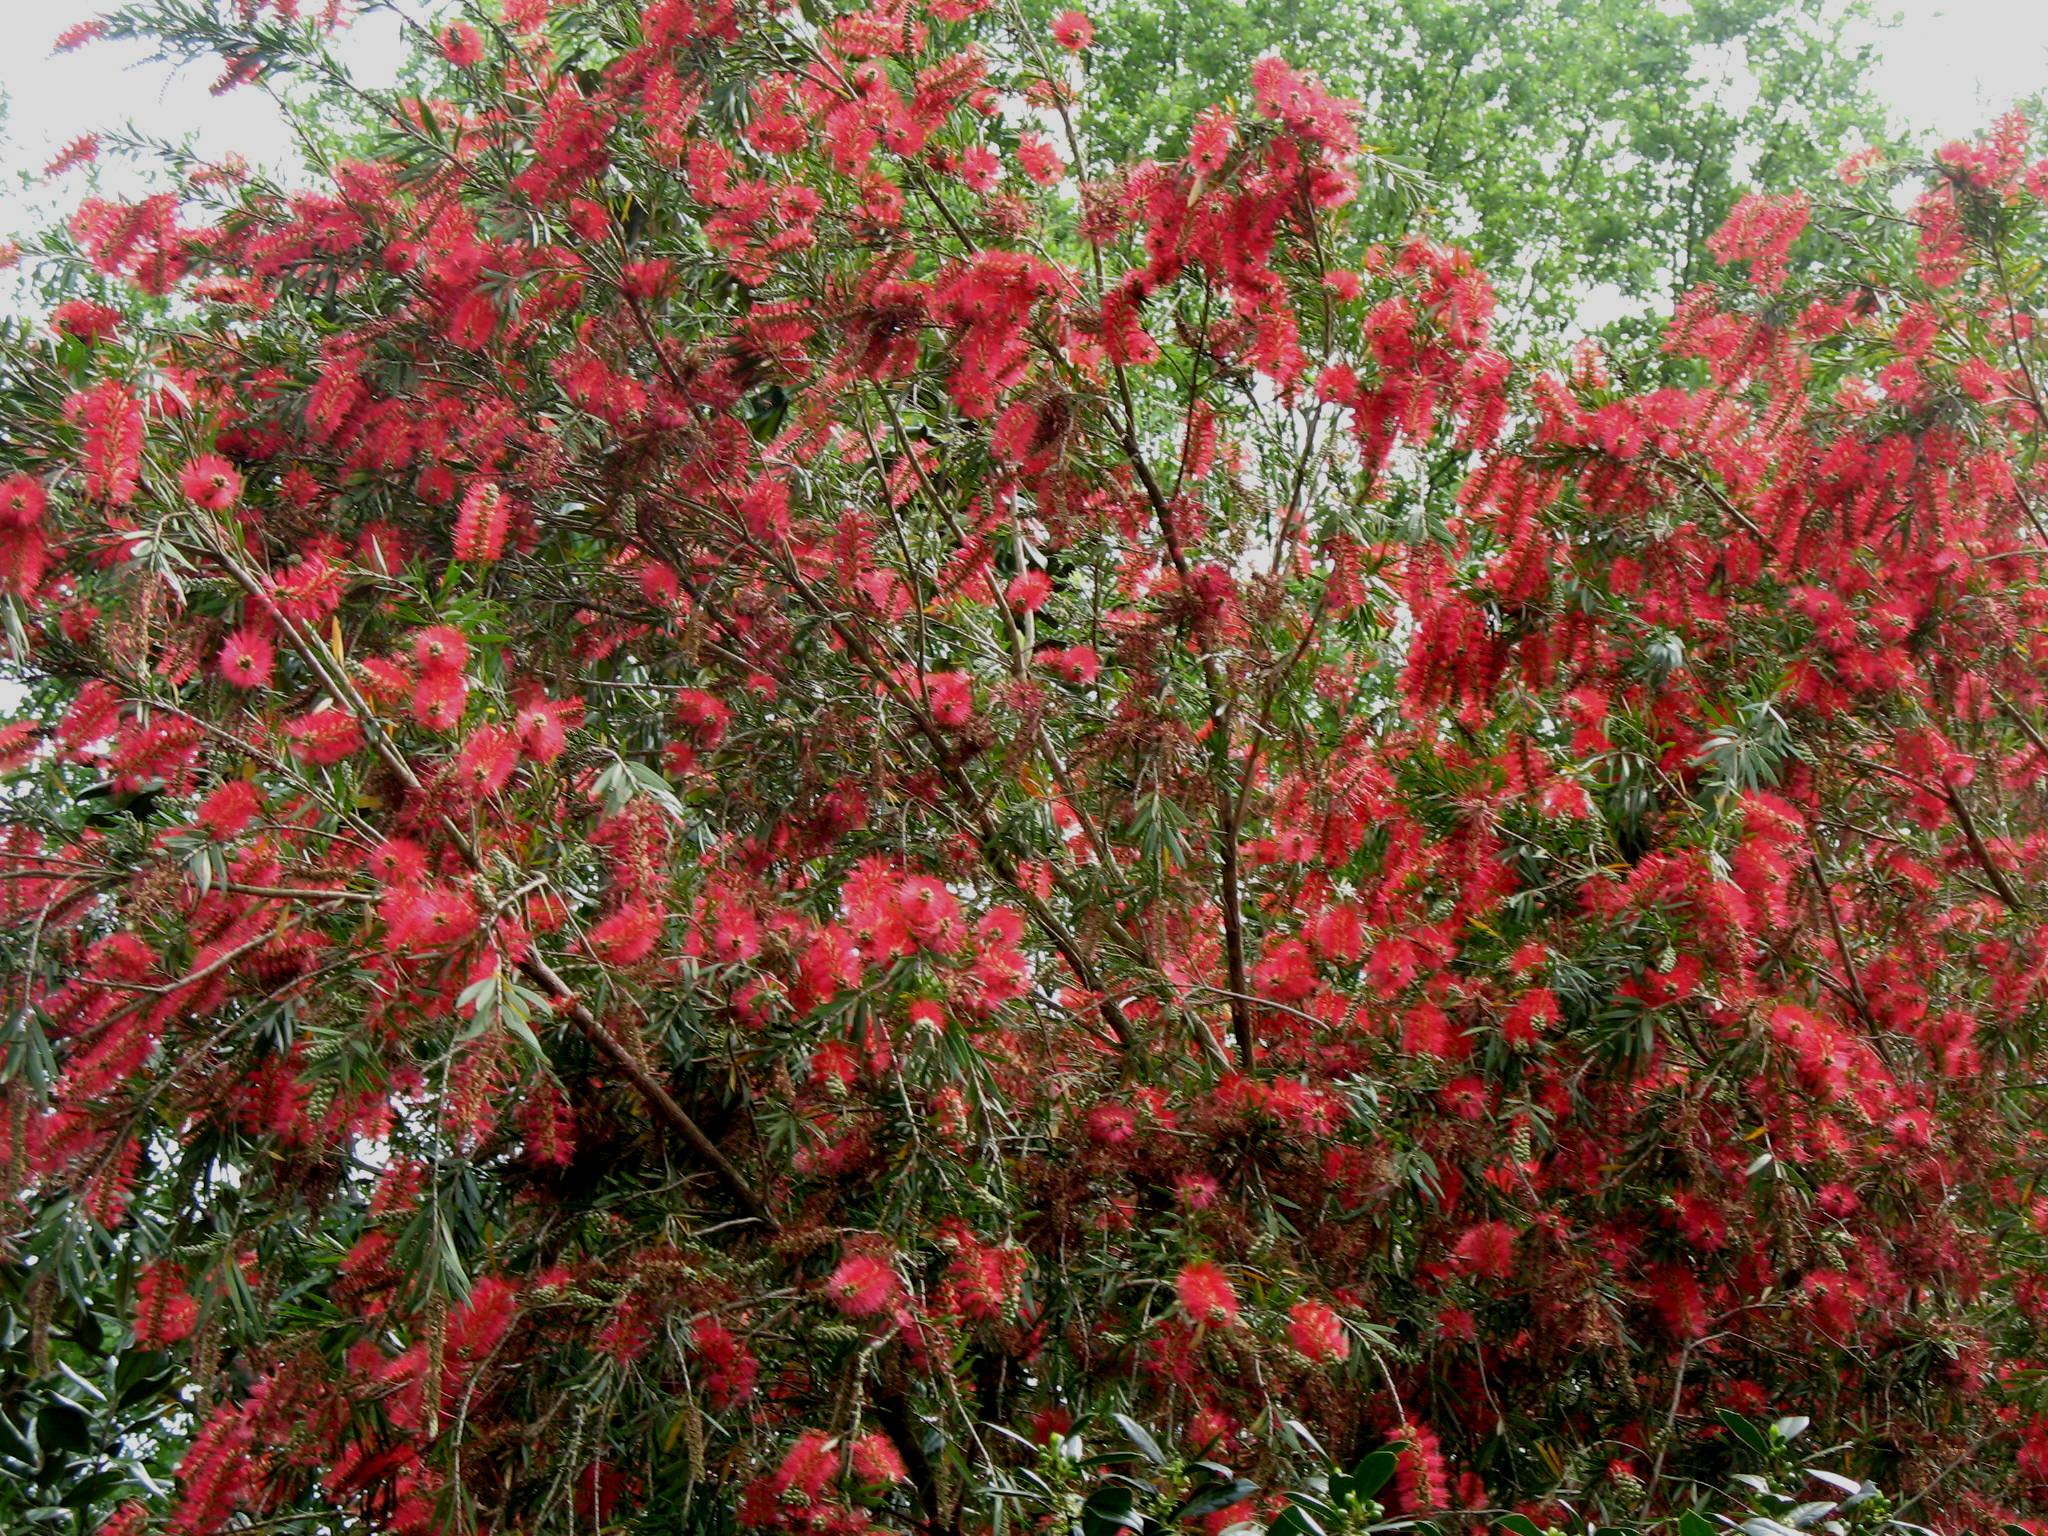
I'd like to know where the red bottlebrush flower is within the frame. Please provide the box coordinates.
[1437,1074,1491,1121]
[378,883,480,951]
[284,707,364,766]
[194,779,261,839]
[1187,106,1234,173]
[513,691,582,762]
[216,628,275,690]
[1647,1262,1709,1339]
[57,678,120,756]
[454,725,519,797]
[739,477,790,542]
[412,624,471,674]
[1087,1101,1136,1144]
[135,1260,199,1347]
[812,1038,860,1090]
[453,480,510,563]
[1005,569,1052,612]
[1050,9,1093,49]
[1500,985,1559,1046]
[850,1432,908,1484]
[66,380,144,505]
[44,134,100,177]
[168,1389,259,1535]
[0,474,47,530]
[1706,191,1810,295]
[897,874,962,950]
[1816,1181,1861,1219]
[1391,1421,1451,1514]
[53,19,109,51]
[448,1275,520,1364]
[956,145,1002,193]
[178,453,243,510]
[738,1431,838,1525]
[412,667,469,732]
[1669,1192,1729,1251]
[1451,1221,1517,1281]
[923,670,974,728]
[51,298,122,341]
[366,837,428,885]
[708,901,762,963]
[1038,644,1100,684]
[673,689,731,748]
[356,655,411,709]
[588,902,665,966]
[438,21,484,66]
[0,719,41,775]
[1287,1299,1350,1362]
[443,287,500,350]
[1399,1000,1466,1058]
[691,1317,758,1409]
[1175,1260,1240,1326]
[826,1252,901,1316]
[1017,133,1065,186]
[992,402,1043,464]
[619,258,674,300]
[943,1234,1026,1322]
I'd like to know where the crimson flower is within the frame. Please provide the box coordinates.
[1286,1300,1350,1362]
[439,22,483,67]
[1176,1260,1240,1326]
[215,627,274,690]
[827,1252,901,1316]
[178,454,242,511]
[1051,9,1093,50]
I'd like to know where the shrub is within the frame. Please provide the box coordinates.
[4,3,2048,1533]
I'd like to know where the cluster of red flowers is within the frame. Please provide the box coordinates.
[7,2,2048,1534]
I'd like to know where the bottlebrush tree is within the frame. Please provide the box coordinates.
[5,2,2048,1534]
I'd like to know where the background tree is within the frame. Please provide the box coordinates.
[2,3,2047,1536]
[1047,0,1889,343]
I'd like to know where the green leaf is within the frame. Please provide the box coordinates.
[1080,1487,1142,1536]
[1716,1409,1769,1457]
[34,1401,91,1457]
[1177,1479,1258,1519]
[1276,1417,1329,1463]
[501,1010,545,1058]
[1497,1516,1546,1536]
[455,975,497,1016]
[1270,1505,1326,1536]
[1345,1449,1398,1501]
[1111,1413,1164,1466]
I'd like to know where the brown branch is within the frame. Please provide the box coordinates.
[518,953,778,1230]
[1114,380,1255,1066]
[1942,782,2026,913]
[1804,824,1876,1035]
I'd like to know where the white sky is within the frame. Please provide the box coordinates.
[0,0,2045,244]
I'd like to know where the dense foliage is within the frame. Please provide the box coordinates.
[5,2,2048,1534]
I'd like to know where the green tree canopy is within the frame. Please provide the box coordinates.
[1046,0,1889,343]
